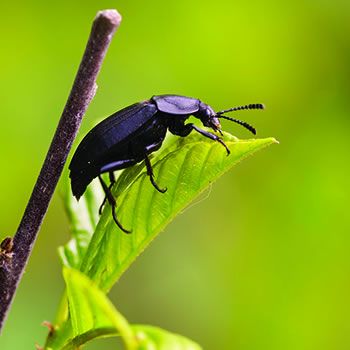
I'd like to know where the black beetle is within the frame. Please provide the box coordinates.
[69,94,264,232]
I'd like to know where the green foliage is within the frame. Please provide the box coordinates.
[46,132,276,349]
[131,325,202,350]
[61,267,135,350]
[55,268,202,350]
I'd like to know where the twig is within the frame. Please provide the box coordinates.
[0,9,122,332]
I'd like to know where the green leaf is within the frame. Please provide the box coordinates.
[47,132,276,349]
[46,268,201,350]
[79,132,277,291]
[58,180,104,268]
[132,325,202,350]
[58,267,136,350]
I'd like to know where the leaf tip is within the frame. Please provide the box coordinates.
[269,137,279,144]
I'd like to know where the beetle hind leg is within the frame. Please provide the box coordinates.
[98,172,116,215]
[144,154,167,193]
[98,175,131,234]
[98,197,107,215]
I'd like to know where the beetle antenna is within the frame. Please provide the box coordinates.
[218,115,256,135]
[217,103,264,115]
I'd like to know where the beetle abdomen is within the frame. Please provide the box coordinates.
[69,102,160,199]
[70,169,95,200]
[69,102,157,170]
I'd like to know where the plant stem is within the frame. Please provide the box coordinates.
[0,9,122,333]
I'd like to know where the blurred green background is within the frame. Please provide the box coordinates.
[1,0,349,349]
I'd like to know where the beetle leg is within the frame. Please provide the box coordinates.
[170,122,230,155]
[98,172,117,215]
[144,154,167,193]
[190,124,230,155]
[100,159,136,173]
[109,171,116,184]
[168,121,192,137]
[98,196,107,215]
[98,175,131,233]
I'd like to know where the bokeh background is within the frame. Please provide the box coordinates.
[1,0,349,349]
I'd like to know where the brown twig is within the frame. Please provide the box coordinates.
[0,9,122,332]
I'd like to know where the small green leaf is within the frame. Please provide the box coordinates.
[132,325,202,350]
[60,267,137,350]
[58,180,104,268]
[47,268,201,350]
[79,132,277,291]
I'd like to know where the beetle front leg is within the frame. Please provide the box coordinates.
[170,122,230,155]
[144,153,167,193]
[98,175,131,233]
[191,124,230,155]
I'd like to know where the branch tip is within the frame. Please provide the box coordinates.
[96,9,122,27]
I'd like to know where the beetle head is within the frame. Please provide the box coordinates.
[197,102,264,135]
[197,103,222,132]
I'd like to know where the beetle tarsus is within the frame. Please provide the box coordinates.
[111,203,131,234]
[217,138,231,156]
[144,154,167,193]
[150,176,167,193]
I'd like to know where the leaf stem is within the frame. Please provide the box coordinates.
[0,9,122,333]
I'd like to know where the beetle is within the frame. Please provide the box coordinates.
[69,94,264,233]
